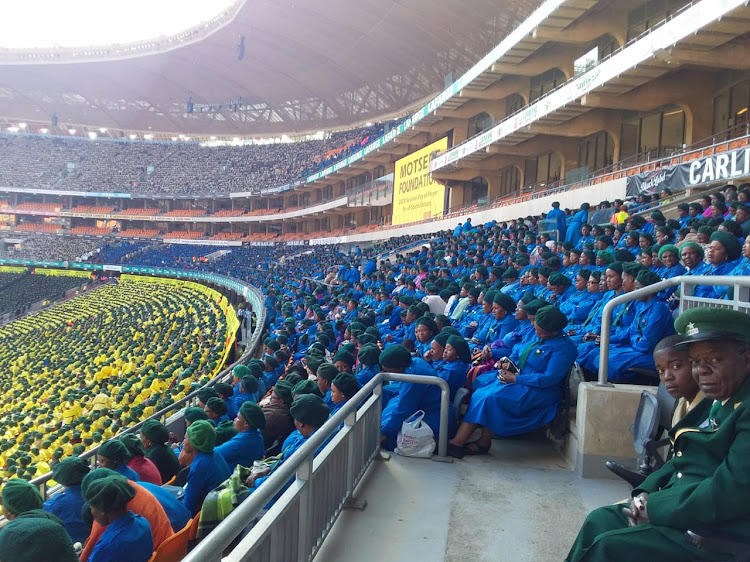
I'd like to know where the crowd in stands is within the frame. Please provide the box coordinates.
[0,271,85,316]
[0,125,378,196]
[0,235,104,262]
[3,180,750,560]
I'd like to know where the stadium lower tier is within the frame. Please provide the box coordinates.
[0,274,237,481]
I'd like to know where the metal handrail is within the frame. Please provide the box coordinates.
[597,275,750,385]
[23,264,267,498]
[183,371,451,562]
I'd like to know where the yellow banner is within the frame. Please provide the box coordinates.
[392,137,449,225]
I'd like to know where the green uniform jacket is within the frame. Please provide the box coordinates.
[634,375,750,535]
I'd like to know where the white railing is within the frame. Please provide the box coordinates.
[597,275,750,385]
[184,372,451,562]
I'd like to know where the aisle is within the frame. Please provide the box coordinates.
[313,439,629,562]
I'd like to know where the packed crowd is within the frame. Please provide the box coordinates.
[0,126,379,196]
[3,180,750,560]
[0,271,86,316]
[0,235,104,262]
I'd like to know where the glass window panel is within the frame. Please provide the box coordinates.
[661,109,685,151]
[620,120,639,160]
[537,153,550,185]
[713,93,730,134]
[639,113,661,154]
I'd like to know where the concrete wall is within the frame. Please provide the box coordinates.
[323,177,626,245]
[572,382,656,479]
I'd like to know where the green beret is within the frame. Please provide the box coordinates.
[276,335,288,345]
[332,372,361,400]
[446,335,471,364]
[292,380,324,399]
[635,269,662,287]
[239,402,266,430]
[284,373,302,387]
[186,419,216,453]
[333,350,356,368]
[184,406,208,423]
[1,479,42,515]
[264,356,279,369]
[357,344,381,366]
[468,287,481,299]
[379,345,412,370]
[273,380,294,405]
[614,249,636,263]
[357,334,377,346]
[534,306,567,333]
[493,292,517,311]
[502,267,519,279]
[675,307,750,345]
[520,291,536,305]
[241,375,259,395]
[206,397,228,416]
[414,316,438,335]
[197,388,219,404]
[710,230,742,261]
[290,395,330,427]
[233,364,250,379]
[119,434,145,458]
[596,251,614,264]
[266,340,281,352]
[215,420,237,446]
[141,419,169,444]
[606,262,623,275]
[681,241,705,259]
[98,439,130,463]
[0,517,78,562]
[214,382,234,397]
[621,262,645,277]
[317,363,339,382]
[433,331,451,348]
[658,244,680,260]
[84,475,135,512]
[51,456,90,486]
[523,299,549,316]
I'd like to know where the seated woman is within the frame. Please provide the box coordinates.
[380,345,455,451]
[329,372,361,415]
[83,476,153,562]
[120,435,161,486]
[260,380,296,456]
[215,401,266,473]
[565,308,750,562]
[439,335,472,399]
[448,306,576,457]
[354,343,381,386]
[43,456,91,545]
[182,420,231,516]
[97,440,139,481]
[139,420,180,484]
[413,316,438,358]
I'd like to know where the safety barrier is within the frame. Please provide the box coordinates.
[0,259,268,500]
[184,372,451,562]
[597,275,750,385]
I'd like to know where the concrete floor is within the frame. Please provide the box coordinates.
[313,438,629,562]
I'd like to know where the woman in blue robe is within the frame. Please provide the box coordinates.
[566,203,590,246]
[448,306,576,457]
[214,402,266,473]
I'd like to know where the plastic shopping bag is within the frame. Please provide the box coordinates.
[395,410,435,458]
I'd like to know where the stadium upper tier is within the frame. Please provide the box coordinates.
[0,274,234,481]
[0,127,376,196]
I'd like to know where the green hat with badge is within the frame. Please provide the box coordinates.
[675,307,750,345]
[290,395,330,426]
[379,345,412,370]
[534,306,567,332]
[239,401,266,429]
[273,380,294,404]
[331,372,360,400]
[292,379,324,399]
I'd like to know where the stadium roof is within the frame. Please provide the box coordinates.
[0,0,540,137]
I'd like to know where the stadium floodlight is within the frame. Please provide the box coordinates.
[18,122,26,129]
[0,0,240,49]
[99,127,107,133]
[40,128,48,133]
[88,132,97,139]
[365,122,373,127]
[210,136,217,140]
[171,137,178,141]
[68,129,76,134]
[7,127,19,132]
[144,134,153,140]
[129,134,137,140]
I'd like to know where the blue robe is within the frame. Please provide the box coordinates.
[215,429,265,473]
[578,298,676,381]
[547,207,567,242]
[491,320,535,359]
[89,511,153,562]
[42,484,89,544]
[558,289,603,324]
[566,209,589,245]
[355,364,380,386]
[381,358,455,450]
[464,333,577,436]
[113,464,140,482]
[137,482,191,532]
[183,450,231,515]
[716,257,750,299]
[436,360,470,400]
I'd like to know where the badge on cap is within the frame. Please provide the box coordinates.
[686,322,699,336]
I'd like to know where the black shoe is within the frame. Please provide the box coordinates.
[605,461,647,487]
[447,444,465,459]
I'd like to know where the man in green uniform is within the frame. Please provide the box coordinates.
[565,307,750,561]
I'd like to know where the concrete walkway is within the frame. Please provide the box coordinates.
[313,438,629,562]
